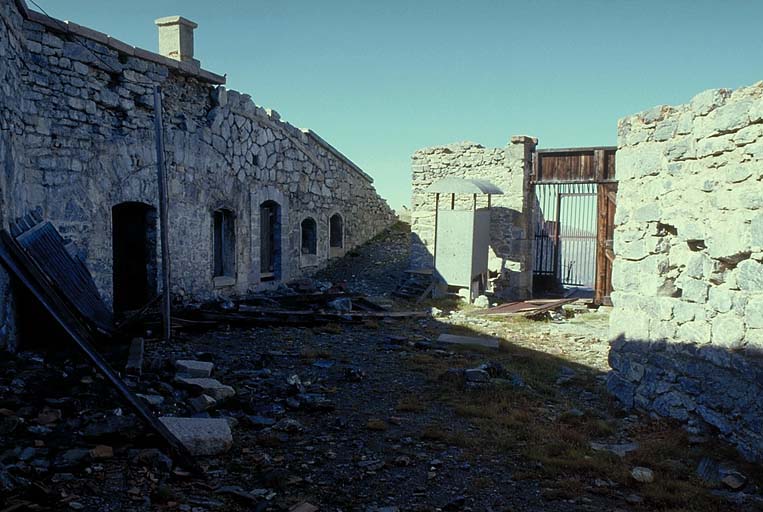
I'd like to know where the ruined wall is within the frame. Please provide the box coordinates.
[0,0,394,329]
[410,136,536,298]
[0,0,27,349]
[608,83,763,461]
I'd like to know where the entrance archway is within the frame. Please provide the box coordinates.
[112,202,157,312]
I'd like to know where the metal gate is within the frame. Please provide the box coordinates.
[531,147,618,304]
[534,182,598,287]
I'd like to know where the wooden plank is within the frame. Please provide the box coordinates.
[437,334,499,349]
[594,184,608,305]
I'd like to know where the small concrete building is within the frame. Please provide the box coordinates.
[0,0,395,347]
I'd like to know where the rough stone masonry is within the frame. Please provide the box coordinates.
[410,137,536,299]
[0,0,395,348]
[607,82,763,461]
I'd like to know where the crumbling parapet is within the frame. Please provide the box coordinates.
[608,81,763,462]
[410,135,536,299]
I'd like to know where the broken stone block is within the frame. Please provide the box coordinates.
[175,359,214,378]
[189,394,217,412]
[630,466,654,483]
[174,376,235,401]
[125,337,144,376]
[159,417,232,456]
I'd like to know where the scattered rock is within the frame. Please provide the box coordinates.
[327,297,352,312]
[132,448,173,473]
[290,502,319,512]
[464,368,490,383]
[174,377,235,401]
[721,470,747,490]
[159,417,233,456]
[555,366,577,385]
[473,295,490,308]
[630,466,655,483]
[189,394,217,412]
[590,441,639,458]
[273,418,304,433]
[136,394,165,406]
[176,360,214,378]
[83,415,139,440]
[89,445,113,459]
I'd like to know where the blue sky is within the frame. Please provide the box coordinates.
[32,0,763,210]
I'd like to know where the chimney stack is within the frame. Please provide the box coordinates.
[154,16,199,65]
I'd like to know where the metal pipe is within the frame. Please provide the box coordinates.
[153,85,171,342]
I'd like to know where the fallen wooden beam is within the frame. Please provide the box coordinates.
[474,298,577,317]
[437,333,500,349]
[0,229,201,474]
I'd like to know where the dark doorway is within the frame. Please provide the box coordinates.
[112,202,157,312]
[260,200,281,280]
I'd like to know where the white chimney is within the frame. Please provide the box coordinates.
[154,16,199,65]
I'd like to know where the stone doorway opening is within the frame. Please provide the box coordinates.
[259,200,281,281]
[112,202,158,312]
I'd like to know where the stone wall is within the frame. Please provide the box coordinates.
[0,0,27,350]
[0,0,395,346]
[608,82,763,461]
[410,136,536,299]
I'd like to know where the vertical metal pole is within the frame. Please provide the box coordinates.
[433,193,440,273]
[154,85,171,342]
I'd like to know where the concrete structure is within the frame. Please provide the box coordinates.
[410,137,537,299]
[0,0,395,348]
[607,82,763,462]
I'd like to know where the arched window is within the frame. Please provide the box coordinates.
[213,208,235,279]
[329,213,343,249]
[301,217,317,255]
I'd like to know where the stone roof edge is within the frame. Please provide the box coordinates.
[15,0,225,85]
[301,129,374,184]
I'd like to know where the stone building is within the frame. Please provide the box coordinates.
[0,0,395,348]
[607,83,763,462]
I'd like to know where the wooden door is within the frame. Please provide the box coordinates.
[594,182,617,305]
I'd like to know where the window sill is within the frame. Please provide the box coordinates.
[213,276,236,288]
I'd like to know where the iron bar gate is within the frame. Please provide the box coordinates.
[533,182,598,288]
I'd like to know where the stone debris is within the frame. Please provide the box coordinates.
[174,376,235,401]
[158,417,233,456]
[589,441,639,458]
[473,295,490,308]
[189,393,217,412]
[290,502,319,512]
[175,359,214,378]
[630,466,655,483]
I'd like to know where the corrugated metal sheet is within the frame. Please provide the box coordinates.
[16,221,112,332]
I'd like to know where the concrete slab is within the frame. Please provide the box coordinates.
[436,334,500,349]
[175,359,214,378]
[159,417,232,456]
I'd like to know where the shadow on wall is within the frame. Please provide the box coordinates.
[607,335,763,464]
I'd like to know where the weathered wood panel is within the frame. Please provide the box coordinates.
[535,146,616,183]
